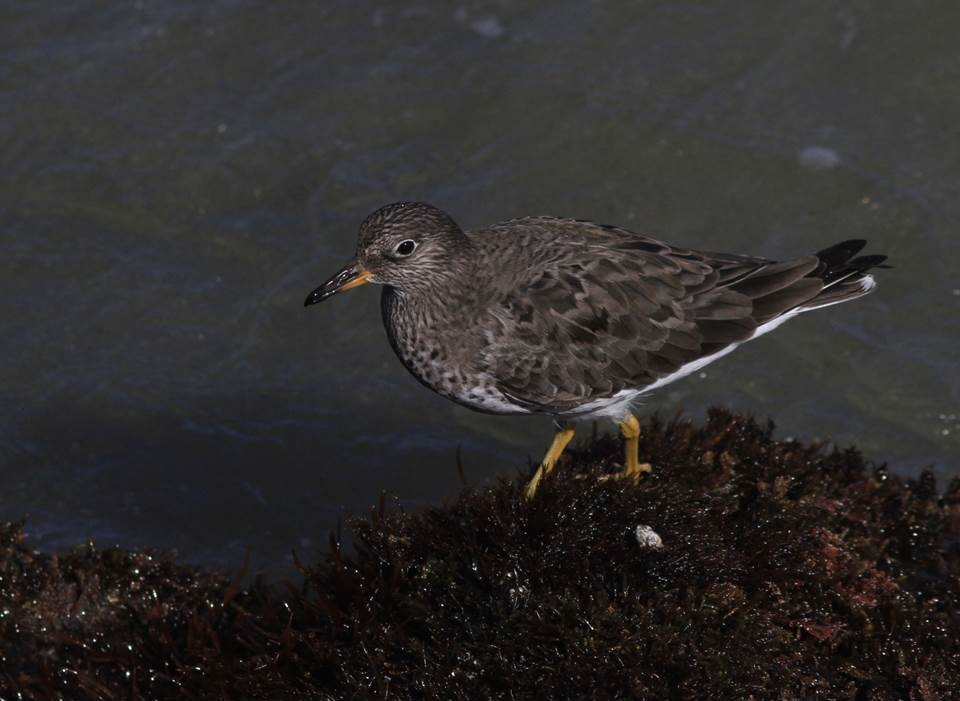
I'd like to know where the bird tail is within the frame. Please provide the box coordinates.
[799,239,889,311]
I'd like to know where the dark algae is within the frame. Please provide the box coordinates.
[2,410,958,699]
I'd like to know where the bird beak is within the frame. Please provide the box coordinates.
[304,263,372,306]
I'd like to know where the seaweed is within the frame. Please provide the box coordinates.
[1,409,957,699]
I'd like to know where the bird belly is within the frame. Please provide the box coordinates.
[395,347,530,415]
[382,290,531,415]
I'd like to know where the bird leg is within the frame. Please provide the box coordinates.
[619,413,652,479]
[524,422,576,500]
[598,413,653,482]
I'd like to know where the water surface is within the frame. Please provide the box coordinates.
[2,1,958,571]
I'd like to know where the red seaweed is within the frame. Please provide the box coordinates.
[1,409,957,699]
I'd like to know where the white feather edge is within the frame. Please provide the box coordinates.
[570,273,878,421]
[466,274,878,420]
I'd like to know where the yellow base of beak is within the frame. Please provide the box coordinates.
[340,269,372,291]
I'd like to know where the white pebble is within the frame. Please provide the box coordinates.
[635,525,664,550]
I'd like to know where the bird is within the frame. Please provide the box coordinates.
[304,202,888,499]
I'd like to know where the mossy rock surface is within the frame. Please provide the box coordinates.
[2,409,958,700]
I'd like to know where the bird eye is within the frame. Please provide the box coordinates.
[394,239,417,257]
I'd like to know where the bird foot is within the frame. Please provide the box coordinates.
[524,465,547,500]
[598,461,653,483]
[525,424,576,500]
[524,414,653,498]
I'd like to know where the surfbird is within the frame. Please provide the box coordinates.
[305,202,888,498]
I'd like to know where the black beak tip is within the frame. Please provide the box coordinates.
[304,263,362,308]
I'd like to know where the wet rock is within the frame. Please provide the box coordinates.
[0,409,957,699]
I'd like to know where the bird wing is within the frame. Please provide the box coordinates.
[478,219,820,413]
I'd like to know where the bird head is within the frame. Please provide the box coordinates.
[304,202,468,305]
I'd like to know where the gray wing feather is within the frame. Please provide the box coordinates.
[478,220,833,412]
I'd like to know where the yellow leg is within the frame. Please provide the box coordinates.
[619,413,652,479]
[598,413,652,482]
[525,423,576,500]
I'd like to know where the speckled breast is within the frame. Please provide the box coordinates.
[380,287,529,415]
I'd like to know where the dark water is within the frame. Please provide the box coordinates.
[2,1,958,572]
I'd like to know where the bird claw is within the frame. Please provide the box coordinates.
[598,462,653,483]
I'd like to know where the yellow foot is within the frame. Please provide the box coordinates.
[525,423,576,500]
[600,461,653,482]
[599,413,653,483]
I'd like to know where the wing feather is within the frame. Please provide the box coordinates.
[474,218,873,414]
